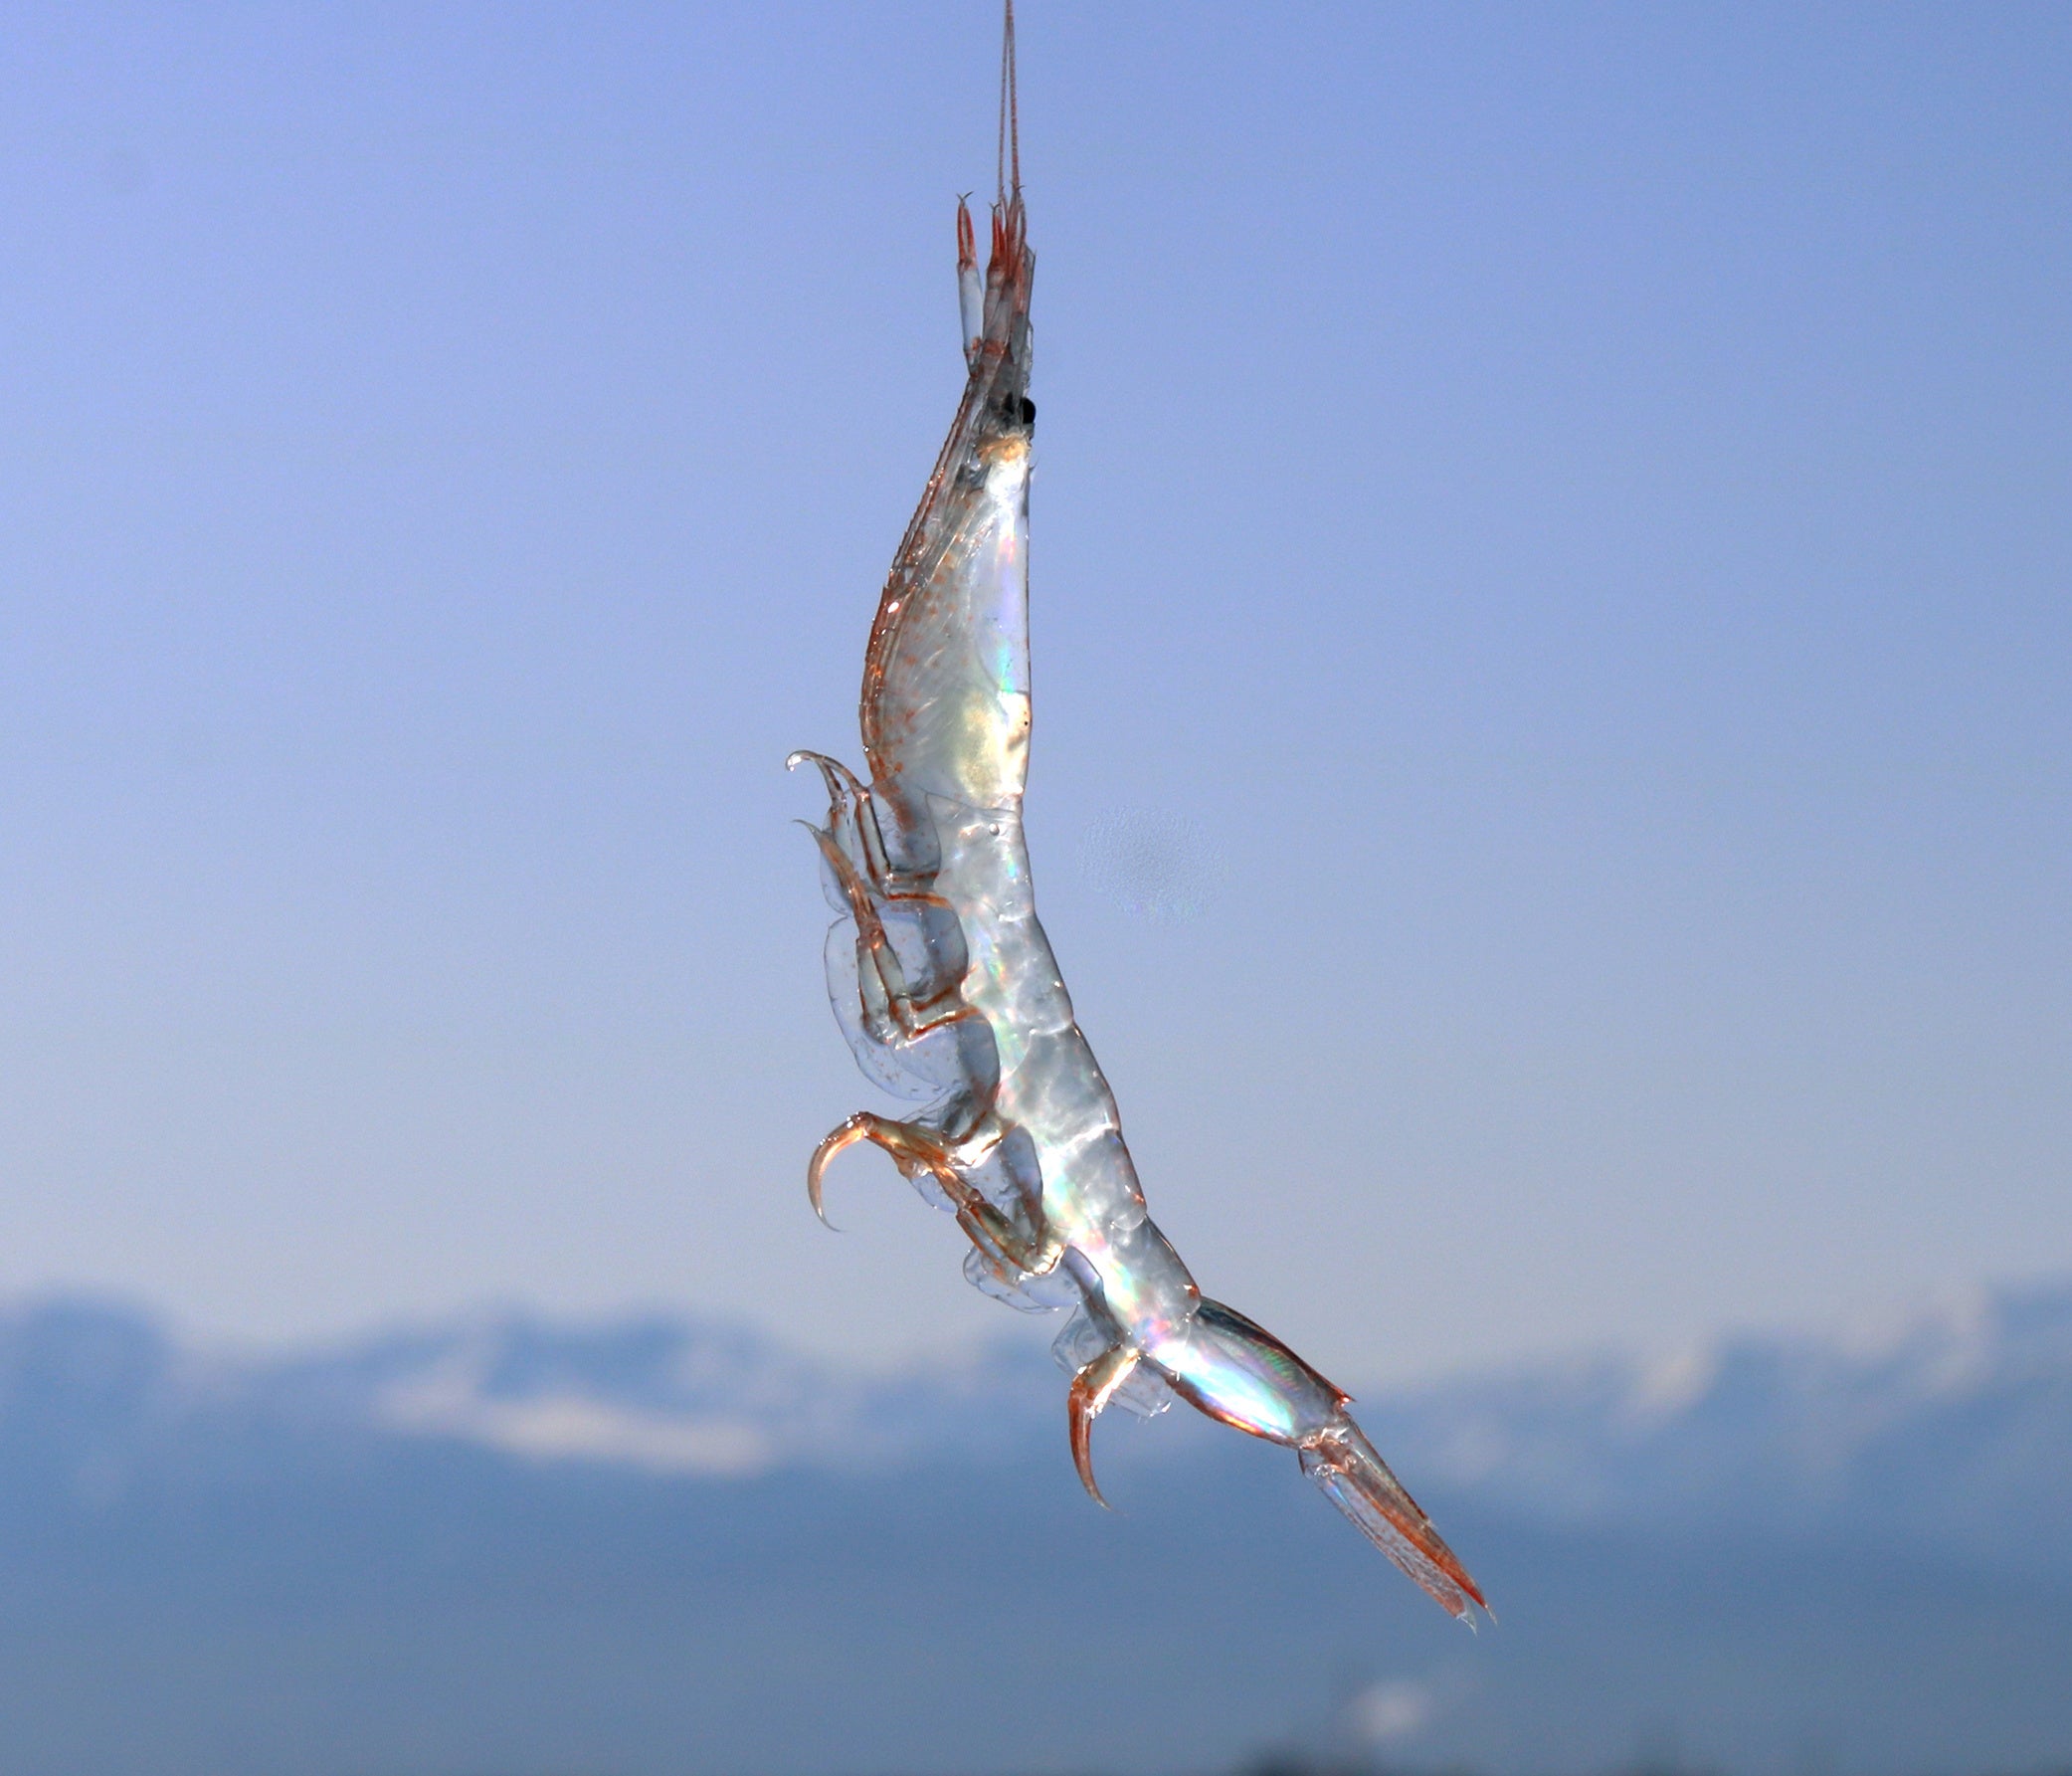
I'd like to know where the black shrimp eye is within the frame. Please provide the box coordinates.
[1019,396,1036,426]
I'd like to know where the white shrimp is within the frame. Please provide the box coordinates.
[789,3,1486,1624]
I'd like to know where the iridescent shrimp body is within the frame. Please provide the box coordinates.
[789,6,1485,1624]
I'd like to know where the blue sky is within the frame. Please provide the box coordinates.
[0,3,2065,1380]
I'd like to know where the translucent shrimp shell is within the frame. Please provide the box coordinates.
[791,168,1486,1623]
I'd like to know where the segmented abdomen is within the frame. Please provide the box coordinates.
[932,805,1201,1339]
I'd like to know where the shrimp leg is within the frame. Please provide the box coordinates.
[808,1111,1059,1278]
[805,822,973,1036]
[1066,1342,1143,1507]
[787,749,902,895]
[792,749,976,1053]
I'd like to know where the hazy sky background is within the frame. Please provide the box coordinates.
[0,3,2065,1381]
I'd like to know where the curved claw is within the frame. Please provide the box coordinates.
[1066,1343,1142,1509]
[786,748,868,807]
[807,1115,874,1231]
[808,1110,967,1241]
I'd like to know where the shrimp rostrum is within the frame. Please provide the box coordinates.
[788,11,1486,1625]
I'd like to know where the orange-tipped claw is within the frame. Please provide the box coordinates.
[808,1110,977,1245]
[808,1114,877,1231]
[1066,1343,1142,1509]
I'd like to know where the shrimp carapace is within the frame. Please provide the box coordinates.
[787,2,1486,1626]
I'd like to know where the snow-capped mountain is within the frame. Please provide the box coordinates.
[1364,1278,2072,1573]
[0,1293,1061,1482]
[5,1277,2066,1561]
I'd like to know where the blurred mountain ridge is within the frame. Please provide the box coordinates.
[4,1274,2066,1570]
[0,1282,2067,1775]
[1364,1275,2072,1574]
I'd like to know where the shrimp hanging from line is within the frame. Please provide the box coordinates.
[787,2,1487,1625]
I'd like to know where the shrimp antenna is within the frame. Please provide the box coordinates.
[997,0,1021,203]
